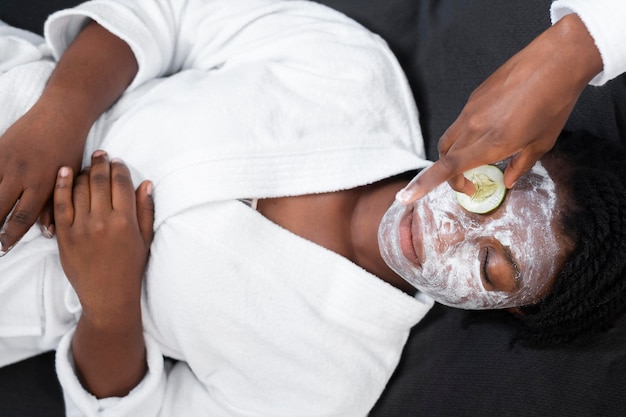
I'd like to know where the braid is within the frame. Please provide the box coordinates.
[518,130,626,347]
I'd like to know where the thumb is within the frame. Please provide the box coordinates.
[136,180,154,246]
[39,199,55,238]
[503,151,542,189]
[447,173,476,197]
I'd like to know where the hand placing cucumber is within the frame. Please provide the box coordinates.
[455,165,506,214]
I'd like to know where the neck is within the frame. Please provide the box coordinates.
[350,176,416,295]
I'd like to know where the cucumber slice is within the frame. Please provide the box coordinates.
[455,165,507,214]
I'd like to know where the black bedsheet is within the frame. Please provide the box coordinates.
[1,1,625,416]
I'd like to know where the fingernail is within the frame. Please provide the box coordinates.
[146,181,153,196]
[0,243,12,257]
[59,167,70,177]
[93,150,107,158]
[111,158,124,164]
[395,188,411,204]
[40,224,54,239]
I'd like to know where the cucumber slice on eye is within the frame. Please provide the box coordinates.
[455,165,507,214]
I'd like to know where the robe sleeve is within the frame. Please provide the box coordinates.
[551,0,626,85]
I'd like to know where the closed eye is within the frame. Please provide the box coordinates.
[481,246,493,290]
[480,243,519,292]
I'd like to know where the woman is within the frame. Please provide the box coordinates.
[0,0,624,416]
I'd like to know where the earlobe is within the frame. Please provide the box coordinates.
[506,307,525,316]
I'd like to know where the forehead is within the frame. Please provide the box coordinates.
[490,163,559,222]
[420,162,559,222]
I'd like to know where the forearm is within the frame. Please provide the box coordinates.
[72,304,147,399]
[54,153,153,399]
[35,21,137,151]
[547,14,602,88]
[400,11,604,202]
[0,22,137,250]
[552,0,626,85]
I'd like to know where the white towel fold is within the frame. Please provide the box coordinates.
[0,20,51,72]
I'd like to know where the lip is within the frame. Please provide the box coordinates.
[399,206,423,268]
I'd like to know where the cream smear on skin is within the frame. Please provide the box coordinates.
[379,163,560,309]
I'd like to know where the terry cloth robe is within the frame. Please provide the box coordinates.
[0,1,434,416]
[551,0,626,85]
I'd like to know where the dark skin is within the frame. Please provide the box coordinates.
[55,153,411,398]
[397,13,603,204]
[257,176,417,295]
[0,14,602,248]
[3,11,606,400]
[54,152,153,398]
[58,151,578,396]
[21,19,415,399]
[0,21,137,254]
[15,22,145,399]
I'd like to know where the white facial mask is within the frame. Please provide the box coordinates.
[379,163,560,309]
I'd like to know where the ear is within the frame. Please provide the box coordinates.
[506,307,524,316]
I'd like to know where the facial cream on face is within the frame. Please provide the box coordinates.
[379,163,560,310]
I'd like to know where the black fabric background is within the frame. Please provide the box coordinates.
[1,1,625,416]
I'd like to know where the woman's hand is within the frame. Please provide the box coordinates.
[0,21,138,254]
[0,101,85,253]
[396,14,603,204]
[55,150,154,321]
[54,151,154,398]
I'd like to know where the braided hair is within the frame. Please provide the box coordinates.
[518,130,626,347]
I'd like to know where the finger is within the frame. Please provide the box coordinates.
[0,188,45,255]
[53,166,75,231]
[72,169,91,218]
[136,180,154,246]
[110,158,136,213]
[395,162,455,204]
[437,120,462,158]
[0,184,23,237]
[503,150,544,188]
[447,173,476,196]
[397,139,499,204]
[38,200,55,238]
[89,150,112,212]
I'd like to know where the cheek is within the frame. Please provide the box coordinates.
[420,240,487,303]
[416,193,488,302]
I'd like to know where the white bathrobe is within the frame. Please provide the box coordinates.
[0,1,434,416]
[0,0,625,415]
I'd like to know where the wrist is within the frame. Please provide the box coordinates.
[21,99,89,169]
[79,299,143,332]
[30,91,94,140]
[40,21,138,132]
[73,309,146,398]
[551,13,603,86]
